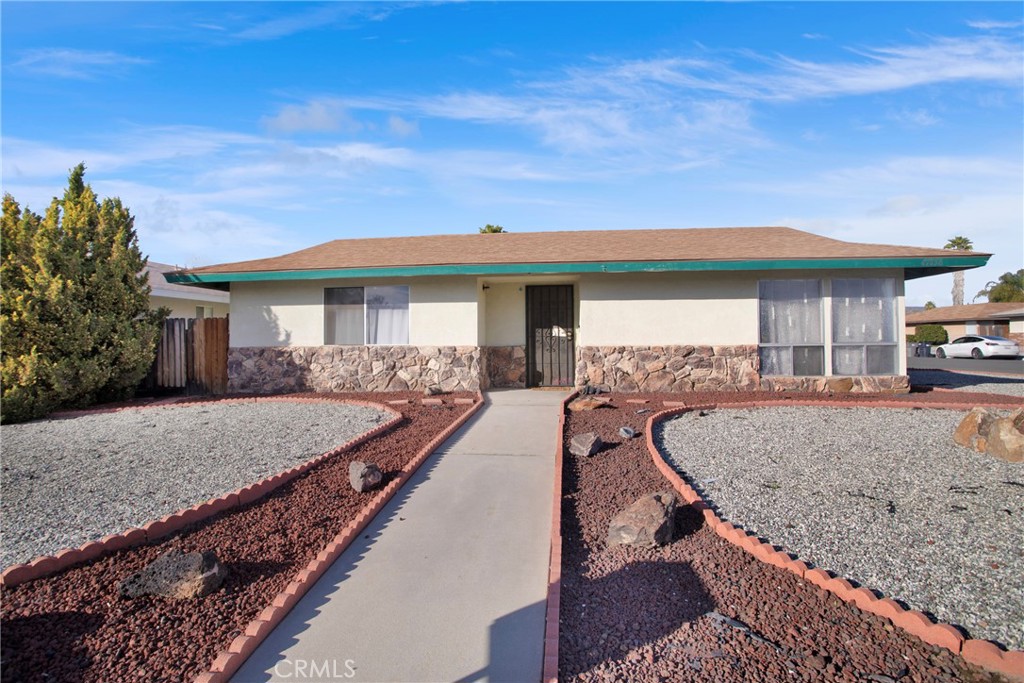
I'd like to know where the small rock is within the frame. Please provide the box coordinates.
[349,461,383,492]
[119,549,226,600]
[607,491,677,548]
[806,654,828,670]
[423,386,443,396]
[619,426,636,439]
[569,397,610,412]
[570,432,603,457]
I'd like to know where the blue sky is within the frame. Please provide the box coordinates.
[2,2,1022,306]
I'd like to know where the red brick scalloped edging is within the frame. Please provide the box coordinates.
[542,391,578,683]
[644,399,1024,681]
[0,395,404,589]
[192,391,486,683]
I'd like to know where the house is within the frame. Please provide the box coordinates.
[167,227,988,394]
[146,261,229,319]
[906,303,1024,346]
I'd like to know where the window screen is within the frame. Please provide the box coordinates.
[831,278,897,375]
[758,280,824,376]
[325,286,409,345]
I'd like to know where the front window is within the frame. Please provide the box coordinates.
[831,278,897,375]
[758,279,824,375]
[325,286,409,345]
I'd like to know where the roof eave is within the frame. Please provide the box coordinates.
[166,254,990,284]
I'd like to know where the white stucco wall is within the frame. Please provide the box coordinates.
[151,296,229,320]
[229,276,480,348]
[577,272,759,346]
[483,282,527,346]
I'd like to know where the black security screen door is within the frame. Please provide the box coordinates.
[525,285,575,387]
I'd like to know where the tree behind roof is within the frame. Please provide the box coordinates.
[975,269,1024,303]
[1,164,165,423]
[478,224,506,233]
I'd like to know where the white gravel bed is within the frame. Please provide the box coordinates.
[909,368,1024,397]
[657,406,1024,651]
[1,401,388,568]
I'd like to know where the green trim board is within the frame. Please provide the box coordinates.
[165,255,989,284]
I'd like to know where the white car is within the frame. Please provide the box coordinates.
[934,335,1021,359]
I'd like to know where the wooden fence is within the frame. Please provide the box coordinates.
[145,317,228,395]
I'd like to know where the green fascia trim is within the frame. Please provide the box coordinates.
[165,255,989,284]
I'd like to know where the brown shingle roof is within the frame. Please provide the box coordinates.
[180,226,983,275]
[906,303,1024,324]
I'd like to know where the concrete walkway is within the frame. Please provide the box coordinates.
[233,389,567,683]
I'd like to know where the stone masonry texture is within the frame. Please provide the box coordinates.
[228,346,483,393]
[230,344,910,394]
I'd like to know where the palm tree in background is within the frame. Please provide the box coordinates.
[943,236,974,306]
[975,269,1024,303]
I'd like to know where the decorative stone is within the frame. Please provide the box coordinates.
[826,377,855,393]
[1010,407,1024,433]
[119,549,226,600]
[424,385,443,396]
[607,492,677,548]
[987,416,1024,463]
[569,432,603,457]
[953,407,998,453]
[229,346,484,394]
[349,461,383,492]
[568,397,609,412]
[619,426,636,439]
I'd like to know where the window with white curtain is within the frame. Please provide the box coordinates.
[758,279,824,376]
[324,286,409,345]
[831,278,897,375]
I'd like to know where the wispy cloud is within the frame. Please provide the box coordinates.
[232,3,401,41]
[262,98,362,134]
[387,115,419,138]
[11,48,149,79]
[966,19,1024,30]
[886,107,939,127]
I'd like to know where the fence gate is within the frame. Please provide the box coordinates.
[146,317,228,395]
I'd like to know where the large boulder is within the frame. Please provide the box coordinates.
[569,432,603,458]
[607,492,677,548]
[953,407,998,452]
[987,415,1024,463]
[119,549,226,600]
[349,461,383,493]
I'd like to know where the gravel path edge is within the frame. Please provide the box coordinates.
[0,395,404,589]
[644,398,1024,681]
[194,391,486,683]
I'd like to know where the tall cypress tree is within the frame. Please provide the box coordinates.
[1,164,164,423]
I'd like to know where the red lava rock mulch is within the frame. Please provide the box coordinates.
[0,392,473,683]
[559,391,1015,682]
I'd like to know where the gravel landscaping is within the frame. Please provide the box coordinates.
[1,393,474,682]
[560,396,1002,682]
[657,405,1024,652]
[1,400,388,568]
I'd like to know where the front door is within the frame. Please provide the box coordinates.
[525,285,575,387]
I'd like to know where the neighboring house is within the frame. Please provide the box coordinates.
[906,303,1024,346]
[167,227,988,395]
[146,261,230,319]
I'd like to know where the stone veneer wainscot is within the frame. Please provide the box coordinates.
[483,346,528,388]
[229,346,483,394]
[575,345,910,394]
